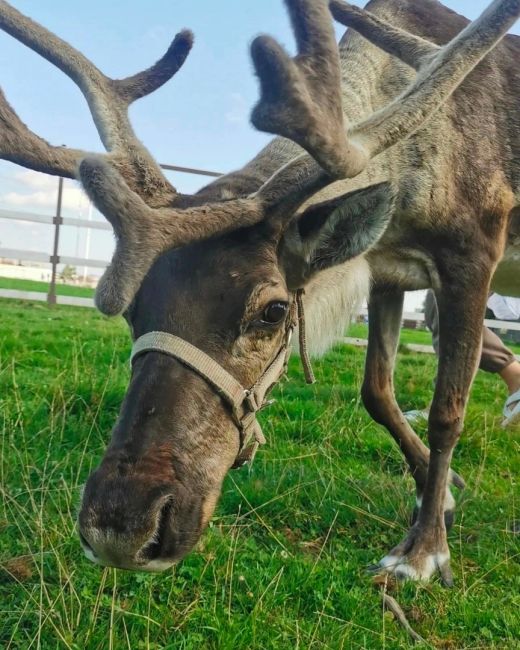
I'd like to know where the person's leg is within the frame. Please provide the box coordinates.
[500,361,520,394]
[424,289,440,355]
[479,326,516,373]
[404,290,437,424]
[479,326,520,427]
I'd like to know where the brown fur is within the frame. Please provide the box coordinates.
[85,0,518,577]
[1,0,519,578]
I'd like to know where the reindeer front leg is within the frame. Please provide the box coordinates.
[376,260,493,584]
[363,289,464,529]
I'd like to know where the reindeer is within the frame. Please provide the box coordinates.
[0,0,518,582]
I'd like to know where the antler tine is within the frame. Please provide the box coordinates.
[284,0,338,58]
[329,0,440,70]
[251,0,368,179]
[0,0,193,206]
[252,0,520,211]
[79,157,265,315]
[115,30,193,102]
[349,0,520,159]
[0,87,85,177]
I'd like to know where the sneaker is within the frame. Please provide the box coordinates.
[403,408,429,426]
[502,388,520,428]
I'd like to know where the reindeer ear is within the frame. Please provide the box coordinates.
[280,181,395,286]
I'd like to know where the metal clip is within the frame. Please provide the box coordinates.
[243,390,260,413]
[259,398,276,411]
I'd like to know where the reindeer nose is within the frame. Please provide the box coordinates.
[77,468,186,571]
[79,499,172,571]
[77,464,208,571]
[78,494,177,571]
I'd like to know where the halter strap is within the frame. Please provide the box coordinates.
[130,289,314,468]
[131,332,246,408]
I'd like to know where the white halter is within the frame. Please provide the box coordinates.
[130,290,314,468]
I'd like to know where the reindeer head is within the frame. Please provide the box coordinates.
[1,0,518,570]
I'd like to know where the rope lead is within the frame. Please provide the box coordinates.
[296,288,316,384]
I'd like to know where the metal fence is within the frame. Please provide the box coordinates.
[0,163,222,305]
[358,309,520,334]
[2,168,520,337]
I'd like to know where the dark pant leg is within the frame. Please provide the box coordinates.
[480,326,516,373]
[424,289,440,355]
[423,289,515,374]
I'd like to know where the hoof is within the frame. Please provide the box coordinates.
[376,551,453,585]
[374,525,453,585]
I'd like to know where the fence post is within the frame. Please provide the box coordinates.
[47,176,64,305]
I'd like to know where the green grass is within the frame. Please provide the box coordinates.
[0,299,518,649]
[0,276,95,298]
[347,322,520,357]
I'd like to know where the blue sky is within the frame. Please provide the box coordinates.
[0,0,518,272]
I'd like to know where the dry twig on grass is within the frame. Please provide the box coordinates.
[382,593,427,645]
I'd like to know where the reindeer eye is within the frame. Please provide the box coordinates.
[261,301,289,325]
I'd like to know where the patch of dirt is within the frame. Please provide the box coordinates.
[281,526,301,544]
[371,573,399,592]
[1,555,34,582]
[280,527,325,556]
[428,636,459,649]
[299,537,325,556]
[406,604,425,623]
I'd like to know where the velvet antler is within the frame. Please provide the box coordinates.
[1,0,519,316]
[0,1,268,315]
[0,0,194,206]
[251,0,520,184]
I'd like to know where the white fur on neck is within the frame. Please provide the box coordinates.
[293,256,370,359]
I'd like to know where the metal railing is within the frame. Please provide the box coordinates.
[0,162,223,305]
[2,168,520,338]
[359,309,520,333]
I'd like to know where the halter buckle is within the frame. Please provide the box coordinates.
[243,389,260,414]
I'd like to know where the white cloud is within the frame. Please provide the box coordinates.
[1,188,87,211]
[13,169,58,190]
[0,169,90,213]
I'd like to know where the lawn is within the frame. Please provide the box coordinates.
[0,299,518,649]
[0,276,95,298]
[347,322,520,357]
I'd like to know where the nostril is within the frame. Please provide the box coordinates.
[141,498,173,561]
[79,530,97,558]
